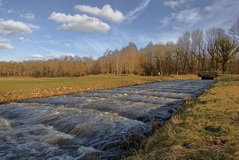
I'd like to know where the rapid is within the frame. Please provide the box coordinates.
[0,80,214,159]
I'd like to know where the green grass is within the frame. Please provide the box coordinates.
[0,74,200,104]
[0,75,162,103]
[128,74,239,160]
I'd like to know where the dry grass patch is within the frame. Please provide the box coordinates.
[128,74,239,160]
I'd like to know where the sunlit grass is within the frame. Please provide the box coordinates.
[128,74,239,160]
[0,75,152,103]
[0,74,200,104]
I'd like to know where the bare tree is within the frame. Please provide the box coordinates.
[205,27,225,70]
[127,42,139,74]
[215,36,239,74]
[176,32,191,73]
[229,17,239,39]
[191,29,204,71]
[140,42,157,76]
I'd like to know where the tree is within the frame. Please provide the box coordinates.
[215,36,239,74]
[205,27,225,70]
[112,49,122,74]
[140,42,157,76]
[176,32,191,73]
[155,44,164,75]
[127,42,139,74]
[229,17,239,39]
[191,29,204,71]
[103,49,113,74]
[155,42,175,75]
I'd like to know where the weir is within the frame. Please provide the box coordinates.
[0,80,214,159]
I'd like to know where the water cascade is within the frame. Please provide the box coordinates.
[0,80,214,159]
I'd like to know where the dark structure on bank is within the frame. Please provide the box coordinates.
[197,71,219,80]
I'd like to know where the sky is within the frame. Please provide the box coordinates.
[0,0,239,61]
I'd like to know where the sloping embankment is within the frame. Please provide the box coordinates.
[129,75,239,160]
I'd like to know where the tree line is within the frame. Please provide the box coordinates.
[1,18,239,77]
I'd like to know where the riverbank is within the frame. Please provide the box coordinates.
[0,74,199,104]
[128,74,239,160]
[1,74,207,159]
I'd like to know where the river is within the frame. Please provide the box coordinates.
[0,80,214,159]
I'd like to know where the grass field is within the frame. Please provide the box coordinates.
[0,75,154,103]
[129,74,239,160]
[0,74,200,104]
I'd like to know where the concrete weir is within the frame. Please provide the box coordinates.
[0,80,214,159]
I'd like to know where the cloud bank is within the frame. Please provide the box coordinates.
[0,19,39,36]
[49,12,111,33]
[50,0,152,34]
[75,4,125,23]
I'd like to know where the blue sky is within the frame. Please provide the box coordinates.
[0,0,239,61]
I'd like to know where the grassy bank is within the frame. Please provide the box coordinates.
[129,74,239,160]
[0,75,155,104]
[0,74,199,104]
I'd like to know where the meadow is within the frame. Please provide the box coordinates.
[0,75,152,103]
[129,74,239,160]
[0,74,200,104]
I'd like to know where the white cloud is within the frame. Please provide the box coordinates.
[83,50,91,54]
[31,54,44,58]
[0,19,39,36]
[30,54,44,59]
[139,32,179,44]
[64,43,71,48]
[49,40,58,46]
[7,10,15,14]
[172,8,200,26]
[202,0,239,29]
[75,4,125,23]
[164,0,192,9]
[156,7,201,35]
[71,39,116,58]
[49,52,76,59]
[19,37,29,42]
[204,6,213,12]
[27,24,40,30]
[204,0,227,12]
[49,53,61,59]
[49,12,111,33]
[21,12,35,20]
[0,38,15,50]
[160,16,172,29]
[64,53,76,57]
[126,0,151,22]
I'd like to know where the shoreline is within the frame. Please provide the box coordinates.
[128,74,239,160]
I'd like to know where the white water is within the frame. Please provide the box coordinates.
[0,80,214,159]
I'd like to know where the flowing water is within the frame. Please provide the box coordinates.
[0,80,214,159]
